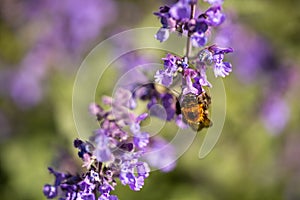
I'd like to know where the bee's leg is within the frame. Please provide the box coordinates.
[205,93,211,105]
[190,122,200,132]
[176,100,181,115]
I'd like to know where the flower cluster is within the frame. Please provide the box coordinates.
[154,0,225,46]
[44,88,152,199]
[154,0,233,96]
[154,45,232,93]
[43,166,119,200]
[44,0,233,199]
[151,0,233,131]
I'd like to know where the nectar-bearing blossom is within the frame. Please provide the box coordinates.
[205,6,225,27]
[154,54,188,87]
[154,0,226,47]
[208,45,233,77]
[44,88,154,199]
[154,45,232,93]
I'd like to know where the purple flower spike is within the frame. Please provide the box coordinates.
[44,0,235,198]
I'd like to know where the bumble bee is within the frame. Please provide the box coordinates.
[131,83,212,132]
[178,92,212,132]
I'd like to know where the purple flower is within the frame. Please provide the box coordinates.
[205,6,225,26]
[118,153,150,191]
[191,32,207,47]
[163,53,179,72]
[208,45,233,77]
[48,167,70,186]
[103,88,138,125]
[154,6,171,28]
[132,176,145,191]
[194,19,209,33]
[154,70,174,86]
[99,180,114,194]
[155,28,170,42]
[169,1,191,20]
[43,184,57,199]
[196,63,212,87]
[130,114,150,149]
[89,103,104,117]
[208,44,233,55]
[136,162,150,178]
[153,0,225,45]
[120,172,136,189]
[93,129,115,163]
[182,69,201,95]
[154,54,181,86]
[133,132,150,149]
[213,59,232,77]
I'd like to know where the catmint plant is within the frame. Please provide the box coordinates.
[153,0,233,130]
[43,0,233,199]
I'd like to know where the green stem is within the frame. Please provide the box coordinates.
[185,3,196,58]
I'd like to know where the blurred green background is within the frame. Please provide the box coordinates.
[0,0,300,199]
